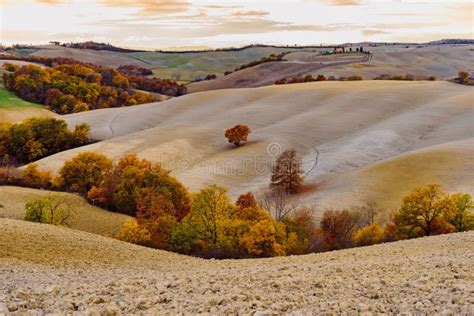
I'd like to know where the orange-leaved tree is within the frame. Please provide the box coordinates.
[58,152,112,195]
[224,124,251,146]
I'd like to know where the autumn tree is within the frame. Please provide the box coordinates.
[188,185,235,246]
[320,209,361,250]
[21,164,52,188]
[135,189,180,248]
[393,183,454,238]
[282,207,318,254]
[59,152,112,195]
[352,223,384,247]
[236,192,258,210]
[88,154,190,218]
[224,124,251,146]
[241,219,286,257]
[270,149,303,194]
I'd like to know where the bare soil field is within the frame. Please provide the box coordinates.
[31,80,474,212]
[0,186,130,236]
[0,218,472,314]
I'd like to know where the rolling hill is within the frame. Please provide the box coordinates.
[187,52,368,93]
[30,80,474,212]
[0,218,472,313]
[0,186,130,236]
[189,44,474,92]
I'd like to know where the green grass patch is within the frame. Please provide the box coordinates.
[0,87,43,109]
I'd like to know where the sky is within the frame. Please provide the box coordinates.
[0,0,473,49]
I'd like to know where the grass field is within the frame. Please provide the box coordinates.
[0,87,43,109]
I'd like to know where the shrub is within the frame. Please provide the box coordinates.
[59,152,112,195]
[224,124,251,146]
[115,219,153,246]
[428,76,436,81]
[353,223,384,247]
[316,75,326,81]
[345,75,363,81]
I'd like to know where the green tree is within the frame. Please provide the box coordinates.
[449,193,474,232]
[24,194,73,226]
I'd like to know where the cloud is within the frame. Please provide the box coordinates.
[361,29,389,36]
[232,10,269,17]
[99,0,190,15]
[322,0,361,6]
[202,4,242,9]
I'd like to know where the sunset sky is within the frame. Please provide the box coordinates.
[1,0,473,49]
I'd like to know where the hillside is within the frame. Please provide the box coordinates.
[316,44,474,80]
[31,80,474,212]
[189,44,474,92]
[188,52,368,93]
[0,60,56,123]
[0,186,130,236]
[0,218,472,313]
[30,45,150,68]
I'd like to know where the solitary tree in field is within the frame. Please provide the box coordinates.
[270,149,303,194]
[225,124,251,146]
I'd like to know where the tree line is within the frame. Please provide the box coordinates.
[3,147,472,259]
[0,118,90,165]
[2,57,186,113]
